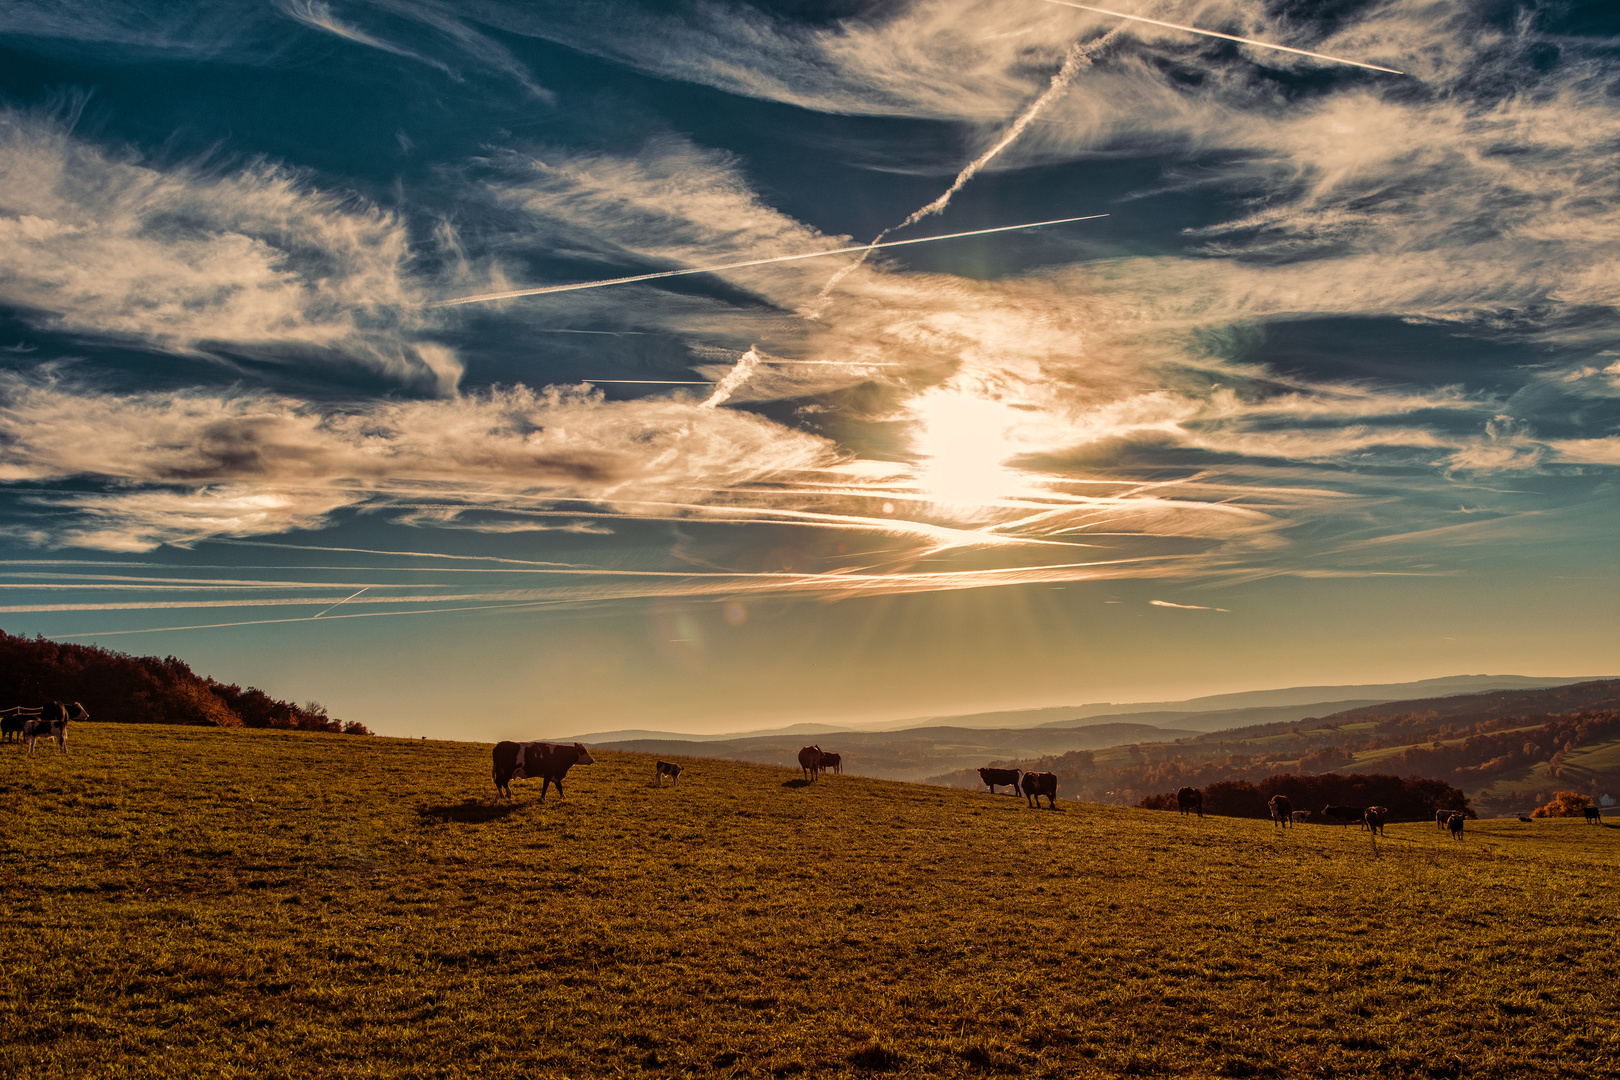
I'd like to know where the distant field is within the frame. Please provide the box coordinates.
[4,726,1619,1078]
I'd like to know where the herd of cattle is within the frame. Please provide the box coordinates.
[1,702,87,754]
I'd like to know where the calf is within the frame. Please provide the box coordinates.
[654,760,683,786]
[1291,810,1312,824]
[1,714,26,743]
[1364,806,1388,837]
[978,767,1022,795]
[1584,806,1602,825]
[1176,787,1203,819]
[1022,771,1058,810]
[819,752,842,775]
[492,741,594,799]
[1447,812,1465,840]
[23,717,69,755]
[1269,794,1292,828]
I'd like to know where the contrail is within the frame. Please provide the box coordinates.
[805,23,1128,314]
[434,215,1106,306]
[312,585,369,618]
[702,346,764,408]
[1043,1,1405,74]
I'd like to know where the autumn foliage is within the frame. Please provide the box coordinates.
[1531,791,1593,818]
[0,629,369,734]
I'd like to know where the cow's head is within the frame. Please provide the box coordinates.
[574,743,595,765]
[67,702,89,721]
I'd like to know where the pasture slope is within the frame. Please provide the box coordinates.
[3,726,1619,1079]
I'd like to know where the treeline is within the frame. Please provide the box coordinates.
[1139,772,1472,821]
[0,630,369,735]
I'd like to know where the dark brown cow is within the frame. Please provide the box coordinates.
[654,760,683,786]
[1447,812,1465,840]
[819,752,842,775]
[1364,806,1388,836]
[797,745,823,782]
[1518,815,1533,823]
[978,767,1022,795]
[1176,787,1202,819]
[1323,805,1366,828]
[492,741,594,799]
[1585,806,1602,825]
[1436,809,1454,829]
[1269,794,1292,828]
[1022,771,1058,809]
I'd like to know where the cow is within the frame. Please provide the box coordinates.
[1436,809,1465,830]
[1447,812,1465,840]
[978,767,1022,795]
[1269,795,1292,828]
[492,741,594,799]
[819,752,843,775]
[1518,815,1533,823]
[1291,810,1312,825]
[1323,805,1367,828]
[1022,771,1058,810]
[22,701,84,756]
[1584,806,1602,825]
[1,714,27,743]
[797,745,823,782]
[1176,787,1203,819]
[1364,806,1388,837]
[653,760,683,786]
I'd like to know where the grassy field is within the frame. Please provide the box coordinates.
[3,725,1619,1079]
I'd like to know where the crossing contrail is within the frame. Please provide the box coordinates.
[433,214,1106,306]
[1043,1,1405,74]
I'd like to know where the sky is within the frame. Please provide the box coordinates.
[0,0,1615,742]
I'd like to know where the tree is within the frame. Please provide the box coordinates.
[1531,791,1591,818]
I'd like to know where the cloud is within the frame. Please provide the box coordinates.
[1149,599,1227,611]
[0,108,461,391]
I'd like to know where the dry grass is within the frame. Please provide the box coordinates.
[2,724,1619,1078]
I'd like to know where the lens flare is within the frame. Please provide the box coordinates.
[911,390,1027,507]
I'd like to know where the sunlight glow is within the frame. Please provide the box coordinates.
[911,390,1028,506]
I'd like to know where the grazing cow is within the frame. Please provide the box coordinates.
[797,745,823,782]
[819,752,843,775]
[653,760,683,786]
[1584,806,1602,825]
[1364,806,1388,836]
[492,741,594,799]
[1291,810,1312,824]
[1447,812,1465,840]
[1176,787,1203,819]
[1323,805,1367,828]
[978,767,1022,795]
[1,714,26,743]
[1021,771,1058,809]
[1269,795,1293,828]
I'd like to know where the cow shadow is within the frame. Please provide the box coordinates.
[781,779,811,789]
[417,800,522,825]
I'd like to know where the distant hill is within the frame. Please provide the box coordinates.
[926,680,1620,816]
[0,628,368,735]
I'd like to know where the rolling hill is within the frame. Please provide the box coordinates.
[3,723,1617,1077]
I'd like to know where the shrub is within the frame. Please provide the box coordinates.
[1531,791,1592,818]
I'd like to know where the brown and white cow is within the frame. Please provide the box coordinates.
[1291,810,1312,825]
[23,701,85,755]
[1364,806,1388,836]
[978,767,1022,795]
[797,745,823,782]
[492,741,594,799]
[819,752,842,775]
[654,760,683,786]
[1022,771,1058,810]
[1269,794,1292,828]
[1176,787,1203,819]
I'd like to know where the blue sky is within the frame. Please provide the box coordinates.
[0,1,1615,740]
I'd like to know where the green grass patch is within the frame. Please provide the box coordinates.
[3,725,1619,1078]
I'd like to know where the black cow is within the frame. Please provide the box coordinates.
[654,760,683,786]
[1,714,27,743]
[1269,795,1292,828]
[1447,812,1465,840]
[1176,787,1203,819]
[1518,815,1533,823]
[1323,805,1367,828]
[492,741,594,799]
[1584,806,1602,825]
[978,767,1022,795]
[1022,771,1058,810]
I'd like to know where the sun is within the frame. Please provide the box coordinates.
[910,388,1027,506]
